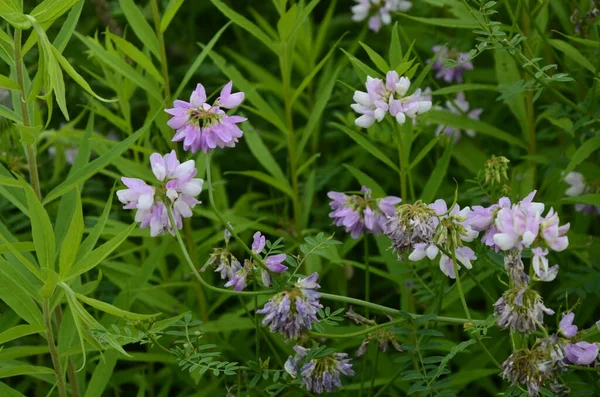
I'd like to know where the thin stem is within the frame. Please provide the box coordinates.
[368,349,380,397]
[309,320,404,339]
[396,125,408,200]
[150,0,170,102]
[14,28,41,199]
[568,365,600,372]
[364,236,370,317]
[56,307,80,397]
[372,365,403,397]
[43,299,68,397]
[449,247,472,321]
[253,275,260,361]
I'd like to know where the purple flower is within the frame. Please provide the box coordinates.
[201,247,241,281]
[431,46,473,83]
[285,345,355,393]
[117,151,203,237]
[564,172,600,214]
[438,247,476,279]
[165,82,246,153]
[257,273,322,339]
[494,287,554,333]
[351,0,412,33]
[352,73,431,128]
[559,312,578,338]
[493,191,546,251]
[435,92,483,143]
[328,187,401,239]
[531,247,558,282]
[540,209,569,252]
[565,342,599,365]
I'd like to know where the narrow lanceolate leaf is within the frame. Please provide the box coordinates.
[359,42,390,74]
[332,122,401,173]
[0,73,20,90]
[0,269,44,326]
[210,0,274,51]
[226,170,293,197]
[43,113,156,204]
[58,187,83,277]
[77,185,115,261]
[107,33,163,83]
[0,365,54,379]
[75,293,160,321]
[0,324,45,344]
[396,13,480,29]
[564,137,600,175]
[160,0,185,32]
[549,39,596,74]
[23,181,55,270]
[562,194,600,206]
[343,164,386,198]
[421,141,453,203]
[52,0,83,52]
[423,110,527,149]
[65,223,136,280]
[30,0,79,23]
[244,127,288,186]
[118,0,160,58]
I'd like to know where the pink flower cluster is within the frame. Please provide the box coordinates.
[117,151,203,237]
[407,199,478,279]
[352,72,432,128]
[351,0,412,32]
[328,186,401,238]
[166,81,246,153]
[468,190,569,281]
[559,312,599,365]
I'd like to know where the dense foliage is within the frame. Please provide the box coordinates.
[0,0,599,396]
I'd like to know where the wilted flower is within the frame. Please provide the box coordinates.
[385,201,437,259]
[201,248,241,281]
[225,231,287,291]
[117,151,203,237]
[351,0,412,32]
[494,288,554,333]
[565,341,599,365]
[328,187,401,238]
[285,345,355,394]
[352,73,432,128]
[165,81,246,153]
[435,93,482,143]
[502,336,567,397]
[559,312,578,338]
[257,273,322,339]
[431,46,473,83]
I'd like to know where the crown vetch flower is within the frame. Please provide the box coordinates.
[431,46,473,83]
[385,201,437,259]
[564,172,600,214]
[565,342,599,365]
[285,345,355,393]
[328,187,401,238]
[352,73,431,128]
[117,151,203,237]
[559,312,578,338]
[351,0,412,32]
[257,273,322,339]
[531,247,558,282]
[200,248,241,281]
[165,82,246,153]
[435,92,483,142]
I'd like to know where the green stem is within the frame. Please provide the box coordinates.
[364,236,370,317]
[396,124,408,200]
[253,274,260,360]
[372,365,403,397]
[14,28,41,199]
[568,365,600,372]
[449,247,472,321]
[43,299,68,397]
[309,320,404,339]
[369,348,380,397]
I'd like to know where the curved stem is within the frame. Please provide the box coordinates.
[43,299,68,397]
[310,320,404,339]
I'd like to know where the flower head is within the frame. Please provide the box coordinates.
[494,288,554,334]
[559,312,578,338]
[352,73,431,128]
[385,201,437,259]
[257,273,322,339]
[328,187,401,238]
[117,151,203,237]
[431,46,473,83]
[201,248,241,281]
[435,92,483,143]
[351,0,412,32]
[285,345,355,393]
[165,82,246,153]
[565,342,599,365]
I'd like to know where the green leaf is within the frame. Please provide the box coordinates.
[52,0,83,52]
[160,0,184,33]
[396,13,480,29]
[423,110,527,149]
[0,365,54,379]
[77,185,115,261]
[75,33,162,101]
[495,49,527,139]
[210,0,274,52]
[23,181,55,270]
[50,41,118,102]
[75,293,160,321]
[360,41,390,74]
[58,187,83,277]
[409,136,441,170]
[562,194,600,206]
[341,48,380,81]
[107,33,163,83]
[343,164,386,198]
[332,122,400,173]
[0,269,43,326]
[389,22,402,68]
[118,0,160,58]
[0,241,34,254]
[43,114,155,204]
[551,30,599,48]
[30,0,79,23]
[564,137,600,175]
[421,142,453,203]
[0,102,21,122]
[431,84,498,96]
[0,235,41,279]
[83,352,118,397]
[244,127,288,186]
[226,171,293,197]
[0,73,20,90]
[549,39,596,74]
[0,324,45,344]
[0,381,27,397]
[65,223,136,280]
[277,3,297,41]
[0,175,22,187]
